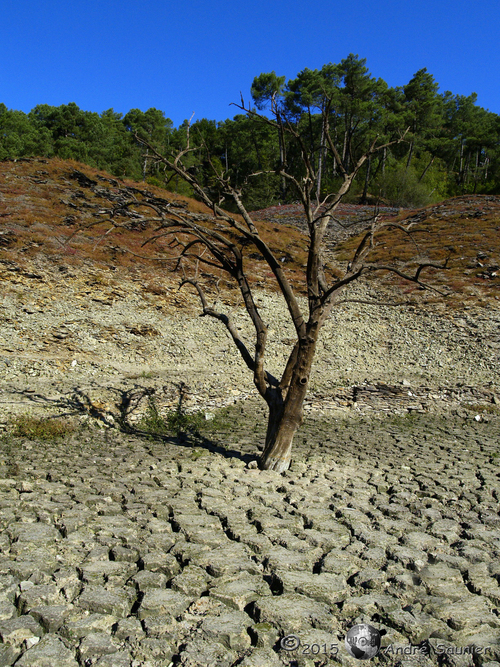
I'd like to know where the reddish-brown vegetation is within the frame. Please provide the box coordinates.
[1,157,499,309]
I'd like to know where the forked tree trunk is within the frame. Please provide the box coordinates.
[259,338,317,472]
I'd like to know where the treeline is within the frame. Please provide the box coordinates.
[0,104,173,183]
[1,55,499,209]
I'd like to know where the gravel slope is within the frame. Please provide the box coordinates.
[1,258,499,429]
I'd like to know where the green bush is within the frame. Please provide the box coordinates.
[138,399,204,436]
[138,399,234,437]
[165,410,205,434]
[374,166,433,208]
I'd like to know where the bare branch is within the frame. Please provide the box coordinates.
[362,260,450,295]
[320,268,365,303]
[179,278,279,392]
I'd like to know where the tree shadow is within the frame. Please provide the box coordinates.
[6,383,256,464]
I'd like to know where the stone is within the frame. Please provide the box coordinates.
[92,651,134,667]
[403,531,447,551]
[76,586,133,617]
[170,540,213,565]
[60,613,118,642]
[342,594,401,618]
[195,545,262,577]
[300,528,347,550]
[7,559,57,580]
[251,593,334,634]
[0,615,44,648]
[8,522,60,546]
[77,632,120,663]
[430,518,461,541]
[0,644,21,667]
[13,635,78,667]
[133,638,175,664]
[141,613,179,638]
[17,584,64,613]
[417,564,470,600]
[209,573,272,611]
[138,588,192,619]
[28,604,74,632]
[170,565,211,597]
[238,647,283,666]
[110,545,139,563]
[0,601,17,621]
[238,533,274,554]
[200,610,252,650]
[450,627,500,661]
[387,609,451,644]
[273,570,349,605]
[263,546,323,572]
[386,544,428,569]
[349,567,387,591]
[319,551,363,577]
[140,551,181,577]
[179,638,237,667]
[52,567,82,602]
[424,597,500,632]
[79,560,137,586]
[128,569,168,591]
[249,622,280,649]
[112,617,145,641]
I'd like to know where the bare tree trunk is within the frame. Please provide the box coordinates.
[316,120,326,203]
[463,151,471,191]
[406,141,414,170]
[143,149,149,182]
[342,130,348,170]
[361,156,371,203]
[419,155,435,182]
[473,149,479,193]
[260,398,301,472]
[459,137,465,184]
[308,108,316,173]
[277,114,286,200]
[260,337,316,471]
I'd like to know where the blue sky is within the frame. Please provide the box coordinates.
[2,0,498,127]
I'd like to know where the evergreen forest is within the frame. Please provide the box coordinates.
[1,55,499,210]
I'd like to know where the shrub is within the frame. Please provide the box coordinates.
[138,398,233,437]
[374,166,433,208]
[138,398,204,436]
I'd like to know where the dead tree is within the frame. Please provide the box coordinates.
[99,102,447,473]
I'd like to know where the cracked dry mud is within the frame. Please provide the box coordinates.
[0,406,499,666]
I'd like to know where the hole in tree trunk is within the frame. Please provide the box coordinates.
[299,377,307,385]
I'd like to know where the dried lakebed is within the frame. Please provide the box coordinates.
[0,408,499,666]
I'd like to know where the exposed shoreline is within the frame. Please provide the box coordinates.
[1,256,499,430]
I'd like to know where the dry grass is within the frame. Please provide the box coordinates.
[9,415,77,441]
[0,157,309,298]
[333,196,500,307]
[1,158,499,309]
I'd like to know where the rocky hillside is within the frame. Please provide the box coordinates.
[0,158,499,429]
